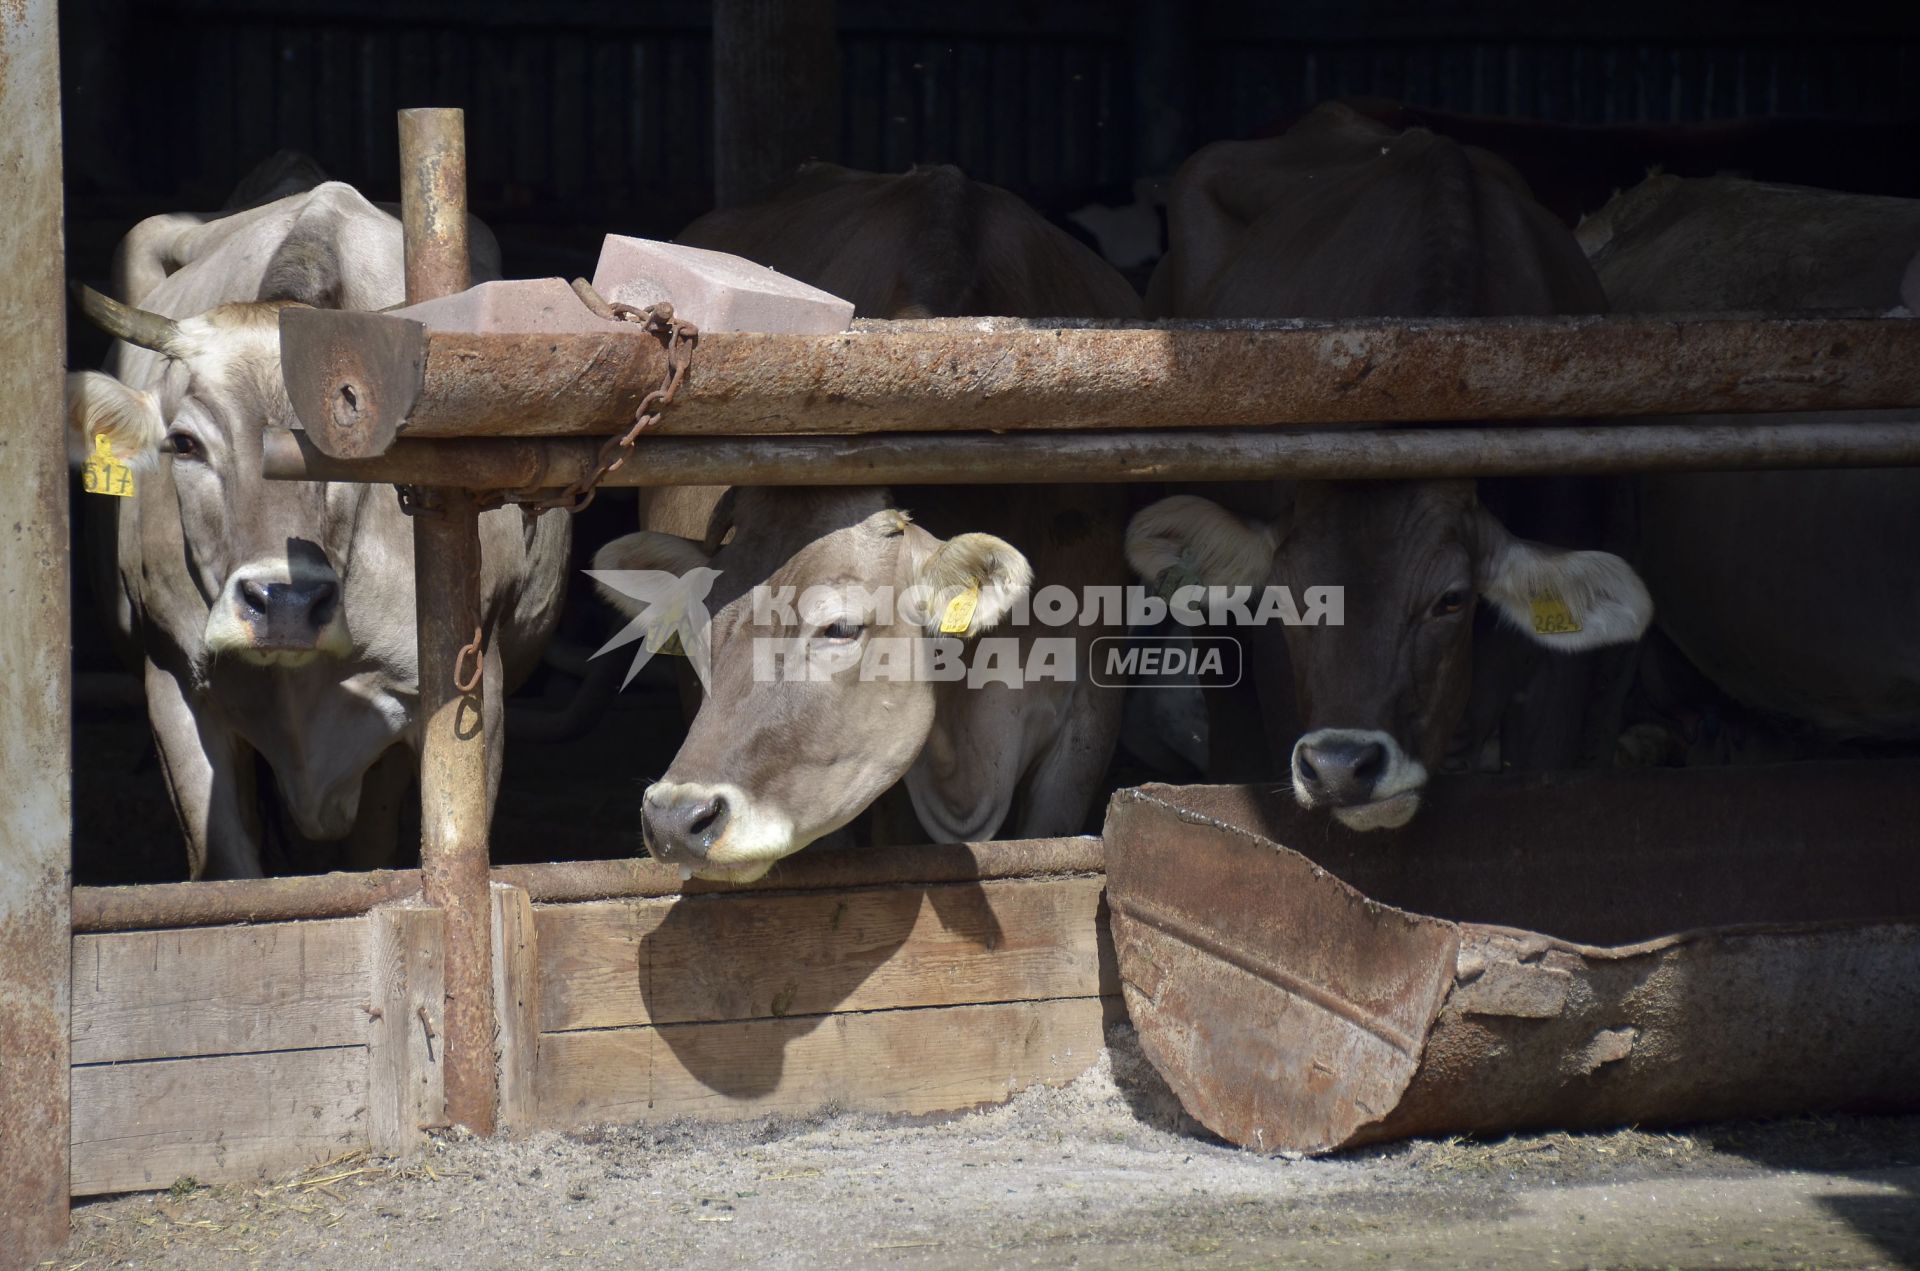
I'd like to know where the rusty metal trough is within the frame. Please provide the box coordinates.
[1103,761,1920,1155]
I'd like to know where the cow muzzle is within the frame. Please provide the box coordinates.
[1291,728,1427,831]
[205,558,352,665]
[640,780,796,883]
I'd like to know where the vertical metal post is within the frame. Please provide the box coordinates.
[0,0,73,1252]
[398,107,496,1135]
[400,107,472,305]
[712,0,840,208]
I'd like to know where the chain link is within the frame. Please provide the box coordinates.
[453,625,485,694]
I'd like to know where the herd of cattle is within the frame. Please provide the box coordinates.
[65,101,1920,882]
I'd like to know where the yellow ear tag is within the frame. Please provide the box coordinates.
[1529,591,1581,636]
[83,434,136,499]
[939,587,980,635]
[644,600,687,657]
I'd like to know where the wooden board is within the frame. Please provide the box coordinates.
[366,906,444,1155]
[492,885,541,1133]
[70,1047,367,1195]
[536,876,1113,1032]
[538,997,1118,1129]
[72,918,370,1064]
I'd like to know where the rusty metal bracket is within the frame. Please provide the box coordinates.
[395,483,444,517]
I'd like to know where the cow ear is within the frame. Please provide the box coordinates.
[1475,511,1652,652]
[589,531,713,618]
[906,527,1032,638]
[66,371,164,468]
[1126,495,1279,593]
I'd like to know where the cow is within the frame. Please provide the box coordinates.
[591,162,1140,882]
[1581,175,1920,745]
[1577,173,1920,312]
[67,180,570,878]
[1126,102,1653,832]
[1254,97,1920,228]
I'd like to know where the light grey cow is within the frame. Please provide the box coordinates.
[593,163,1140,882]
[68,181,569,878]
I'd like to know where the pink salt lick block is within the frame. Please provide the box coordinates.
[591,235,855,333]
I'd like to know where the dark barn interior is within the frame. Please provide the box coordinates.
[56,0,1920,883]
[61,0,1920,283]
[18,2,1920,1248]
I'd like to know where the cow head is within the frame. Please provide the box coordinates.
[67,287,356,671]
[593,489,1031,883]
[1127,482,1650,830]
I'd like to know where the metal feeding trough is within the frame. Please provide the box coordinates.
[1102,762,1920,1154]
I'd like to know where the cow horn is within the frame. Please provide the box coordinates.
[71,282,189,356]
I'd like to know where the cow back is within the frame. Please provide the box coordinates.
[1149,102,1604,321]
[678,161,1142,321]
[1582,174,1920,313]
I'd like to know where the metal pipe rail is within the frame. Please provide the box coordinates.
[265,418,1920,488]
[278,307,1920,462]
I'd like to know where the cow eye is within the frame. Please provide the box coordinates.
[164,432,200,459]
[1430,588,1468,618]
[819,619,863,642]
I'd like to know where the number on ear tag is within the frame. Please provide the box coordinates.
[939,587,980,635]
[83,434,136,499]
[1529,592,1581,635]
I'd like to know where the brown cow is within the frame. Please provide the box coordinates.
[1255,97,1920,227]
[1586,175,1920,744]
[592,163,1141,881]
[1128,103,1651,831]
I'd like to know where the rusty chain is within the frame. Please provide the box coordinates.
[394,281,697,692]
[497,282,699,518]
[398,282,697,521]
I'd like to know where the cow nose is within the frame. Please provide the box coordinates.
[1296,736,1387,805]
[243,579,338,632]
[642,789,731,862]
[239,577,272,616]
[288,579,339,628]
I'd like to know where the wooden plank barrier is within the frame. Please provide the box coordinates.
[69,917,380,1195]
[532,874,1118,1129]
[65,849,1116,1195]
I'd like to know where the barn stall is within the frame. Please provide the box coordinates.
[52,111,1920,1188]
[9,0,1920,1259]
